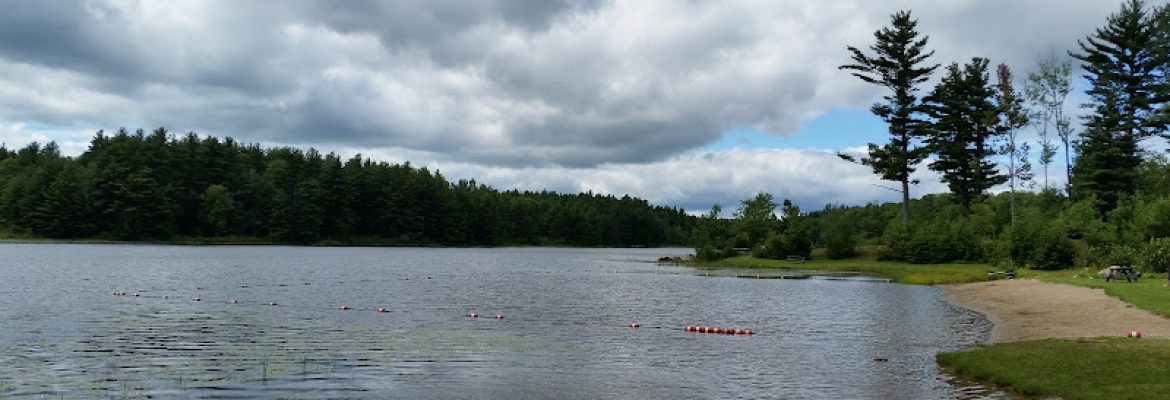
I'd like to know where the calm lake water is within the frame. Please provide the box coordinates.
[0,244,998,399]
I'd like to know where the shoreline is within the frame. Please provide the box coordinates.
[941,279,1170,343]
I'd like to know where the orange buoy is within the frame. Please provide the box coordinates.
[468,313,479,318]
[339,304,350,310]
[629,322,641,328]
[377,307,387,313]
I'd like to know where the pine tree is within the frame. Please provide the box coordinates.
[1071,0,1169,213]
[924,58,1007,212]
[839,10,938,223]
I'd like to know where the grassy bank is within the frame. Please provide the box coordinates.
[938,338,1170,400]
[1020,268,1170,318]
[940,270,1170,399]
[698,255,991,285]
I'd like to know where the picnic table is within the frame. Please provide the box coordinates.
[1105,265,1139,282]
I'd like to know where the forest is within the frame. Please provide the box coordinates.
[0,130,694,246]
[695,0,1170,273]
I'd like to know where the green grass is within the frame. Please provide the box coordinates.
[938,338,1170,400]
[1021,268,1170,319]
[699,255,991,285]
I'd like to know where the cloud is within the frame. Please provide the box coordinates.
[407,147,948,213]
[0,0,1123,208]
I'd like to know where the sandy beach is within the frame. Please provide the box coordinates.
[942,279,1170,343]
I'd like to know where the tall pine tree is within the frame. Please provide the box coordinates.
[839,10,938,223]
[1071,0,1169,214]
[924,58,1007,213]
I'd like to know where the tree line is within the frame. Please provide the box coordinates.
[697,0,1170,273]
[0,129,694,246]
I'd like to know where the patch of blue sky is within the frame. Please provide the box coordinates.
[704,109,888,152]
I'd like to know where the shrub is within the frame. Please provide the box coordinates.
[695,245,732,262]
[753,233,813,260]
[882,219,985,264]
[1138,238,1170,273]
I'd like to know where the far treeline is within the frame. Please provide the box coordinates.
[697,0,1170,273]
[0,130,694,246]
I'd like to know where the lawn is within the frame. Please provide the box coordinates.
[700,255,992,285]
[938,338,1170,400]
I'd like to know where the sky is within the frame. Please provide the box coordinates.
[0,0,1137,213]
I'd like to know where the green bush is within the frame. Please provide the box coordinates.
[881,219,985,264]
[1138,238,1170,273]
[752,233,812,260]
[695,245,733,262]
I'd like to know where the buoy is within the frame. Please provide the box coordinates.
[468,313,479,318]
[133,292,140,297]
[629,322,640,328]
[229,299,238,304]
[278,283,288,287]
[495,314,505,319]
[162,295,169,299]
[1128,330,1142,338]
[339,305,350,310]
[196,286,204,290]
[377,307,387,313]
[268,301,278,306]
[874,357,889,362]
[193,297,202,301]
[240,284,249,288]
[744,329,754,335]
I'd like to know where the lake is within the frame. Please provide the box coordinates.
[0,244,999,399]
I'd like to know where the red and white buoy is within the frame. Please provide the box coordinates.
[629,322,641,328]
[495,314,505,320]
[377,307,387,313]
[1128,330,1142,338]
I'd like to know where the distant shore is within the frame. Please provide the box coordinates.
[941,279,1170,343]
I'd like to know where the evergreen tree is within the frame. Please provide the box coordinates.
[839,10,938,223]
[1071,0,1169,213]
[924,58,1007,212]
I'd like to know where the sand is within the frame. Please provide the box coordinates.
[941,279,1170,343]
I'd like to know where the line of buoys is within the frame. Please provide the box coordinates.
[1127,330,1142,338]
[684,325,753,335]
[111,291,126,296]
